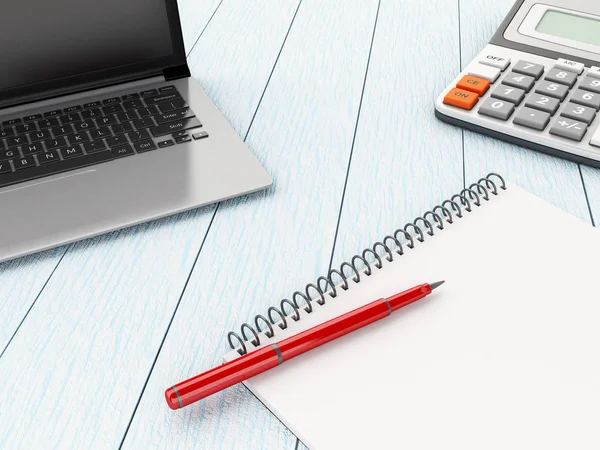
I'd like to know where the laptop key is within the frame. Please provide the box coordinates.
[44,137,68,150]
[83,140,108,153]
[150,117,202,137]
[14,156,36,170]
[16,123,37,134]
[111,144,135,158]
[69,132,91,145]
[97,115,117,127]
[102,105,123,115]
[122,93,140,101]
[134,139,157,153]
[51,125,74,137]
[111,122,133,135]
[89,127,111,140]
[3,118,22,126]
[0,160,11,173]
[172,131,189,139]
[81,108,102,119]
[0,129,15,138]
[7,135,28,148]
[159,86,177,93]
[64,106,82,113]
[83,101,102,109]
[61,145,84,159]
[73,120,96,133]
[145,93,181,105]
[22,143,44,156]
[136,106,159,118]
[38,150,61,165]
[133,117,155,129]
[0,151,114,189]
[38,118,59,129]
[1,149,20,161]
[154,108,194,124]
[157,99,187,113]
[140,89,158,97]
[158,139,174,148]
[128,130,151,142]
[193,131,209,140]
[61,113,81,124]
[123,100,144,110]
[24,114,43,122]
[106,135,128,147]
[103,97,121,105]
[44,109,62,117]
[175,136,191,144]
[116,111,139,122]
[30,130,51,142]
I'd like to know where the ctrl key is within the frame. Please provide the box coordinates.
[443,88,479,110]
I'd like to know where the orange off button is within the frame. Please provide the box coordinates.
[456,75,490,95]
[443,88,479,110]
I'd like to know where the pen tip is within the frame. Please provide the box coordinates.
[430,280,445,290]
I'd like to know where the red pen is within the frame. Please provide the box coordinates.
[165,281,444,410]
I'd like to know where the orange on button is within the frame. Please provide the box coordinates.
[456,75,490,95]
[443,88,479,110]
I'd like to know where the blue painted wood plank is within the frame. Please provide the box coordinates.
[178,0,223,53]
[330,0,463,269]
[0,248,65,353]
[0,1,303,449]
[461,0,591,221]
[120,0,380,448]
[581,166,600,225]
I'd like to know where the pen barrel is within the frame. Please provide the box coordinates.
[165,345,279,410]
[277,300,391,360]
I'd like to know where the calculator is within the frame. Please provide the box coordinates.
[435,0,600,168]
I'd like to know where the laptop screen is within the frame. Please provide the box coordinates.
[0,0,174,92]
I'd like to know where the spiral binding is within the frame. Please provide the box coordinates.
[228,173,506,355]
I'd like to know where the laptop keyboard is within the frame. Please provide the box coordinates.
[0,86,208,189]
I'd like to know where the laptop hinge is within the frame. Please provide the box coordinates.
[163,64,191,81]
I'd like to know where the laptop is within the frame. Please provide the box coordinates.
[0,1,272,263]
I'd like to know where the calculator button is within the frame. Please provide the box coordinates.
[512,61,544,80]
[535,81,569,100]
[525,94,560,115]
[513,106,550,131]
[480,54,511,71]
[467,63,501,83]
[443,88,479,110]
[555,58,584,75]
[490,85,525,104]
[456,75,490,96]
[579,77,600,95]
[589,67,600,79]
[478,98,515,121]
[545,68,578,87]
[549,118,588,142]
[570,89,600,110]
[560,102,597,124]
[502,72,535,92]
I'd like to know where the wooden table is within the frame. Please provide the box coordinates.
[2,0,599,448]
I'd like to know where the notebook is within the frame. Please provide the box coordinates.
[223,174,600,450]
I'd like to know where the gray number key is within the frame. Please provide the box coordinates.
[525,93,560,114]
[502,72,535,92]
[560,102,597,124]
[570,89,600,110]
[490,85,525,104]
[535,80,569,100]
[478,98,515,120]
[579,76,600,94]
[513,60,545,79]
[549,117,588,142]
[545,68,578,87]
[513,106,550,131]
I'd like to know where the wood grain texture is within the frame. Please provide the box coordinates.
[460,0,592,222]
[0,1,303,449]
[120,0,380,448]
[330,0,463,269]
[177,0,223,53]
[581,166,600,225]
[0,247,65,353]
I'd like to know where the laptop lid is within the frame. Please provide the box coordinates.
[0,0,188,110]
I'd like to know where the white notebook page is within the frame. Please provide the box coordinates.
[224,184,600,450]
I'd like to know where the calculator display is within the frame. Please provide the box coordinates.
[536,10,600,47]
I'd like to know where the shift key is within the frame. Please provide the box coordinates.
[150,117,202,137]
